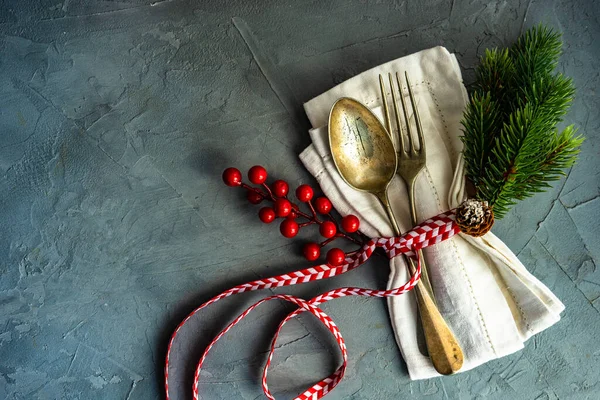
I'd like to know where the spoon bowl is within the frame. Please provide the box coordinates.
[329,97,400,234]
[329,97,397,194]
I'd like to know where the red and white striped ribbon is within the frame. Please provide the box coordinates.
[165,210,460,400]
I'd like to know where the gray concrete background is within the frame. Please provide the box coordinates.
[1,0,599,399]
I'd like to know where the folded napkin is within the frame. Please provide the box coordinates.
[299,47,565,379]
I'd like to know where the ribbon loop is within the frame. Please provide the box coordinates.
[165,211,459,400]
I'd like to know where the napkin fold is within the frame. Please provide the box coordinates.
[299,47,564,379]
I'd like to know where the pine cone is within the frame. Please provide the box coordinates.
[456,199,494,237]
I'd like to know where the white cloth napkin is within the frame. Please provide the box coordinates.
[299,46,565,380]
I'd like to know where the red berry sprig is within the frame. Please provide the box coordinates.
[223,166,367,265]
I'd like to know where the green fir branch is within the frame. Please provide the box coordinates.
[516,73,575,125]
[474,48,515,109]
[460,92,501,187]
[510,25,562,86]
[460,24,583,219]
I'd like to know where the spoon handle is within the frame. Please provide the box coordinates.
[407,259,464,375]
[375,191,401,237]
[374,191,464,375]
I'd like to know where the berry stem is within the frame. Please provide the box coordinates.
[241,183,266,198]
[294,209,313,221]
[261,182,275,200]
[347,236,363,246]
[307,199,319,220]
[334,232,363,246]
[320,237,336,247]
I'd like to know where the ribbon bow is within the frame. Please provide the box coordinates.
[165,211,459,400]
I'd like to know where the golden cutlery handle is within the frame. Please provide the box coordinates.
[411,264,464,375]
[375,191,401,238]
[376,190,464,375]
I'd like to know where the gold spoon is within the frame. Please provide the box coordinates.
[328,97,463,375]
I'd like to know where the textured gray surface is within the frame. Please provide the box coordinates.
[1,0,599,399]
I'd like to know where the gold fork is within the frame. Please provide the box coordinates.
[379,72,434,297]
[379,72,464,375]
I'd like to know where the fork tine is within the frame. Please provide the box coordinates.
[404,71,425,154]
[388,73,404,153]
[395,72,412,154]
[378,74,391,135]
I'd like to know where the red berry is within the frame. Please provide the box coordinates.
[319,221,337,238]
[271,180,289,197]
[259,207,276,224]
[274,198,292,217]
[247,190,263,204]
[314,197,332,214]
[303,243,321,261]
[222,167,242,187]
[280,219,299,238]
[248,165,267,184]
[295,184,314,202]
[341,215,360,233]
[326,248,346,266]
